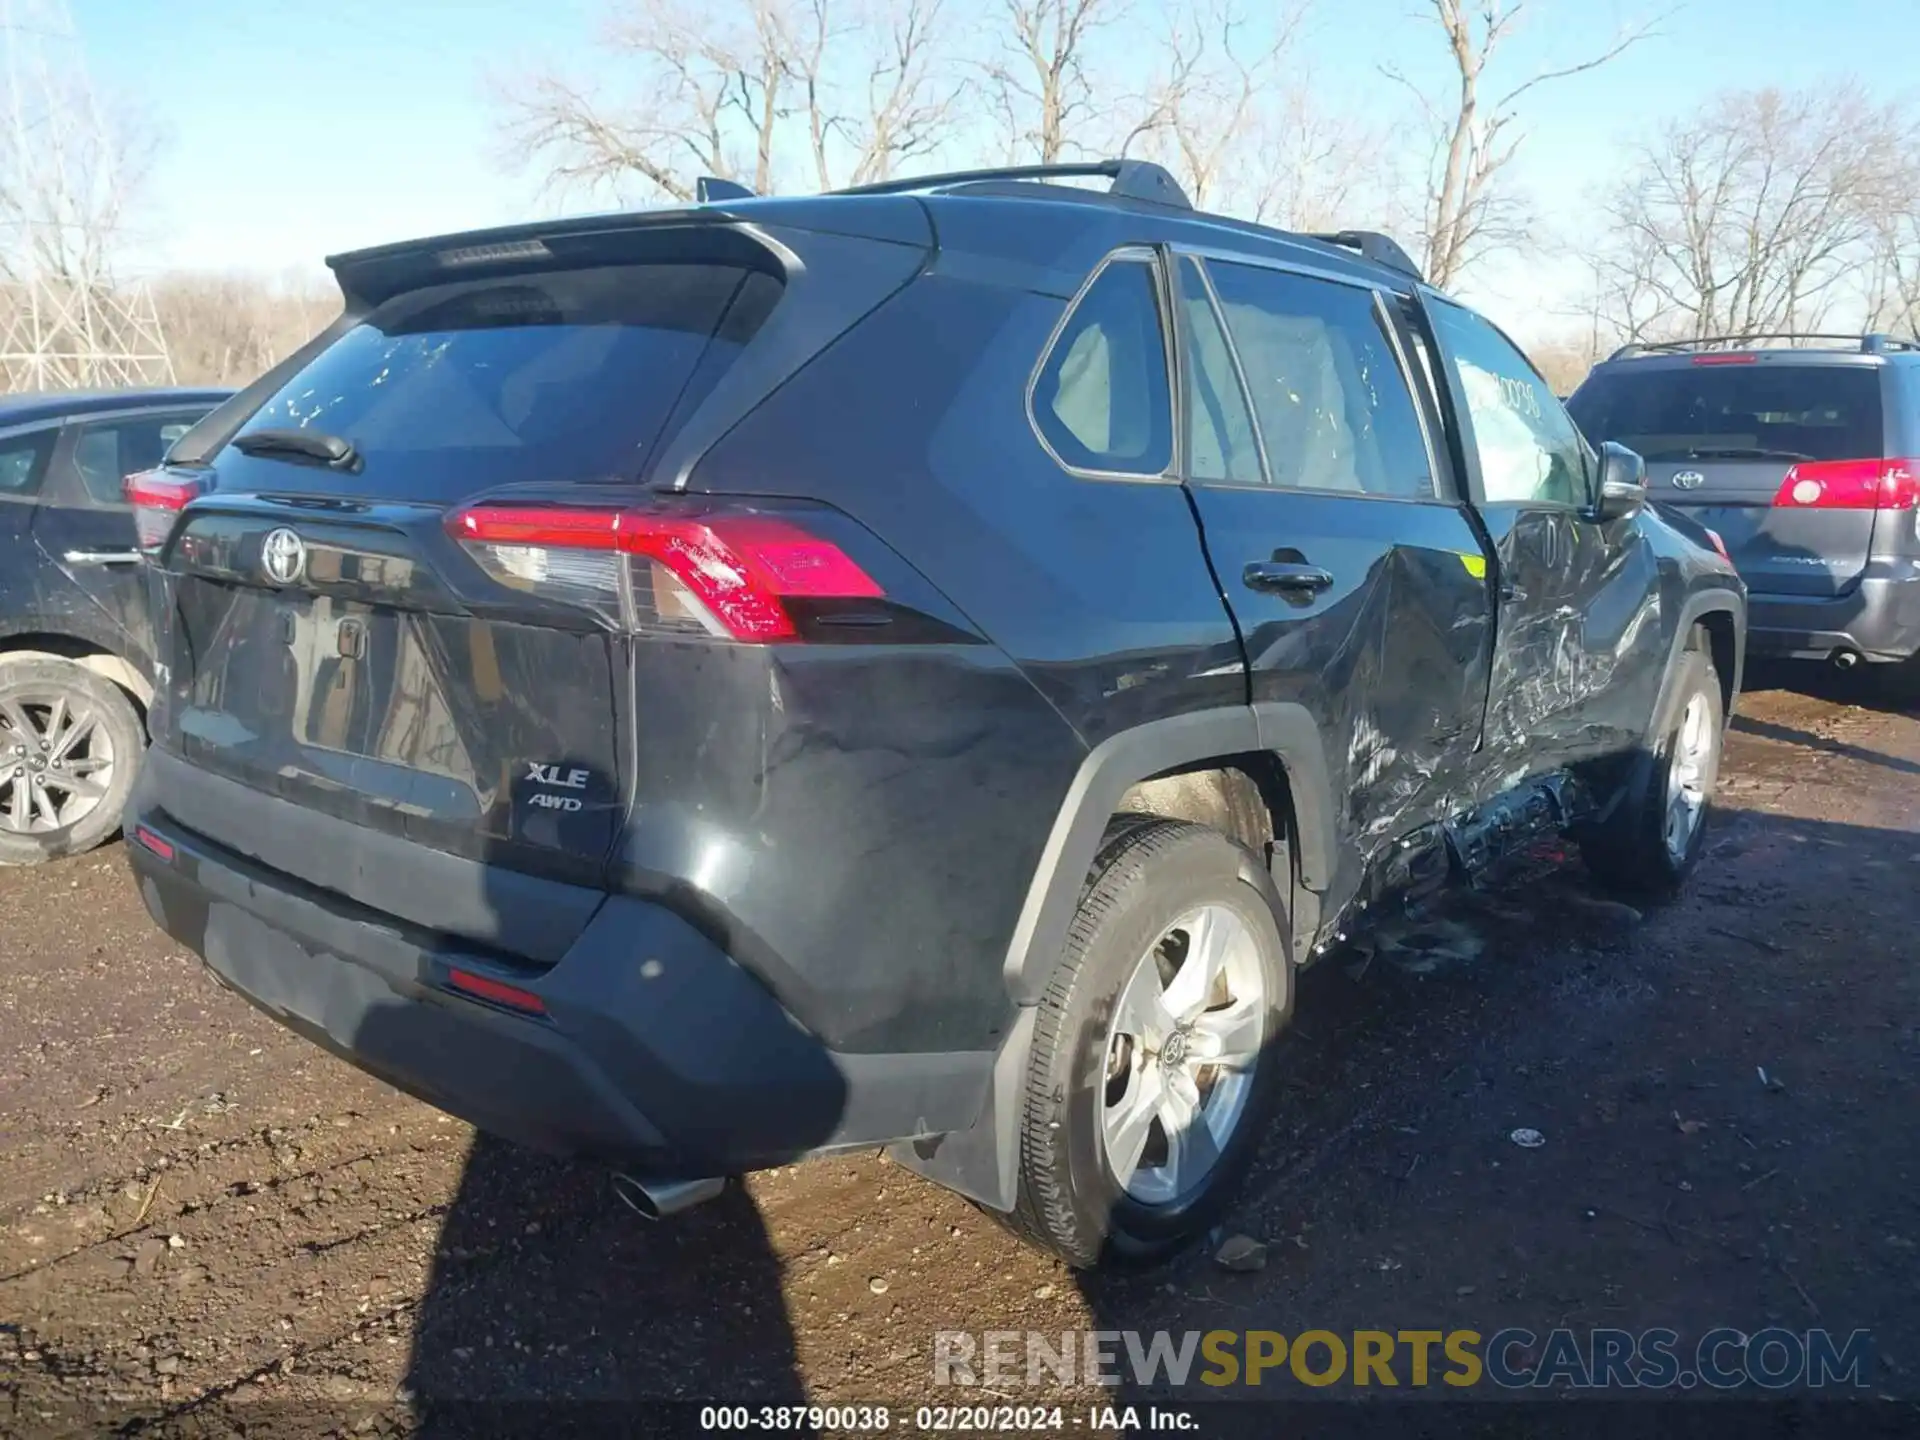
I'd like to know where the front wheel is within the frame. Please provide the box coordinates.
[1580,642,1724,897]
[0,657,145,866]
[1003,819,1292,1268]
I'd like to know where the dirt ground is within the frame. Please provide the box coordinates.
[4,667,1920,1433]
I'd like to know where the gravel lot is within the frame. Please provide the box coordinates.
[4,670,1919,1432]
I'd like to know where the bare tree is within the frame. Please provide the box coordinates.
[986,0,1122,164]
[1866,192,1920,338]
[500,0,958,200]
[150,271,335,386]
[1602,85,1911,339]
[0,73,157,286]
[1123,0,1303,211]
[1250,86,1390,232]
[500,0,792,202]
[786,0,958,188]
[1388,0,1657,288]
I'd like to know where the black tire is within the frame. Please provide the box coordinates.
[1003,819,1292,1268]
[0,657,145,866]
[1579,639,1724,898]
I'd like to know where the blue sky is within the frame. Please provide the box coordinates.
[77,0,1920,341]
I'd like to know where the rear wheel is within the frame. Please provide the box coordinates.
[0,657,144,866]
[1579,641,1724,897]
[1003,819,1291,1267]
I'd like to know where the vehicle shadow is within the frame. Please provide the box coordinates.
[1743,654,1917,717]
[1728,713,1920,777]
[399,1134,805,1428]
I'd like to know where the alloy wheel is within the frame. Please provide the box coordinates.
[0,688,116,836]
[1100,904,1266,1206]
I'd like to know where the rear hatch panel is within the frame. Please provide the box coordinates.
[145,207,934,930]
[165,501,626,885]
[1569,357,1889,597]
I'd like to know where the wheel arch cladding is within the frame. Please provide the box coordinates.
[1002,705,1334,1004]
[1657,590,1745,735]
[892,706,1333,1213]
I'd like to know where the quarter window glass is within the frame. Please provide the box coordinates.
[1034,259,1173,475]
[1208,262,1433,497]
[1428,300,1588,505]
[73,411,207,505]
[1176,258,1262,484]
[0,429,55,499]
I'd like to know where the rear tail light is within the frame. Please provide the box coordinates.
[125,469,209,553]
[447,503,884,643]
[1770,458,1920,511]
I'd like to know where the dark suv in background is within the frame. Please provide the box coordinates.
[0,387,232,864]
[122,161,1743,1267]
[1569,335,1920,674]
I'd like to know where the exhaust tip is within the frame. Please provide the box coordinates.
[1832,649,1861,671]
[611,1172,726,1221]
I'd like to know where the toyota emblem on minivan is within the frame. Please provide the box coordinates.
[261,527,307,585]
[1671,470,1707,490]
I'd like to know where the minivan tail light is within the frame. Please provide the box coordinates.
[447,504,884,642]
[125,469,208,553]
[1770,458,1920,511]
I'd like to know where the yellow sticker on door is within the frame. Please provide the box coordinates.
[1459,553,1488,580]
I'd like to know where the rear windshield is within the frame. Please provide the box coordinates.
[1567,363,1885,463]
[219,262,782,499]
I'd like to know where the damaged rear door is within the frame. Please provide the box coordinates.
[1168,250,1494,897]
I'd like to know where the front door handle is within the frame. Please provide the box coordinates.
[1500,581,1529,604]
[62,549,143,567]
[1243,560,1335,595]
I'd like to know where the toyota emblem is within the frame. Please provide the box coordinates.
[261,527,307,586]
[1671,470,1707,491]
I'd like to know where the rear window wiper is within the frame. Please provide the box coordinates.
[231,427,361,471]
[1669,446,1816,462]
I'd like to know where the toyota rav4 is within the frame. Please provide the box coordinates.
[123,162,1745,1266]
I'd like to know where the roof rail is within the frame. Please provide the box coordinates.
[1302,230,1423,281]
[834,160,1192,211]
[1610,332,1920,361]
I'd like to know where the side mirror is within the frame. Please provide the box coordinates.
[1588,441,1648,522]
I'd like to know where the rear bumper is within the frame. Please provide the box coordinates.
[1746,573,1920,663]
[126,755,992,1176]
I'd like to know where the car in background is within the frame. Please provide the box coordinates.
[0,387,233,863]
[1568,334,1920,675]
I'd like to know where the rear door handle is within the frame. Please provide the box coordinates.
[62,549,143,567]
[1243,561,1335,595]
[1500,582,1528,604]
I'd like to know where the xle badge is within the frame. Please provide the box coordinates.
[527,762,589,812]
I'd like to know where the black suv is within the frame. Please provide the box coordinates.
[1569,334,1920,672]
[123,162,1744,1266]
[0,387,232,864]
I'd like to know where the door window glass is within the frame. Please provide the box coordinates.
[73,411,209,505]
[1033,258,1173,475]
[1207,262,1434,498]
[1175,258,1263,484]
[0,429,56,499]
[1428,300,1589,505]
